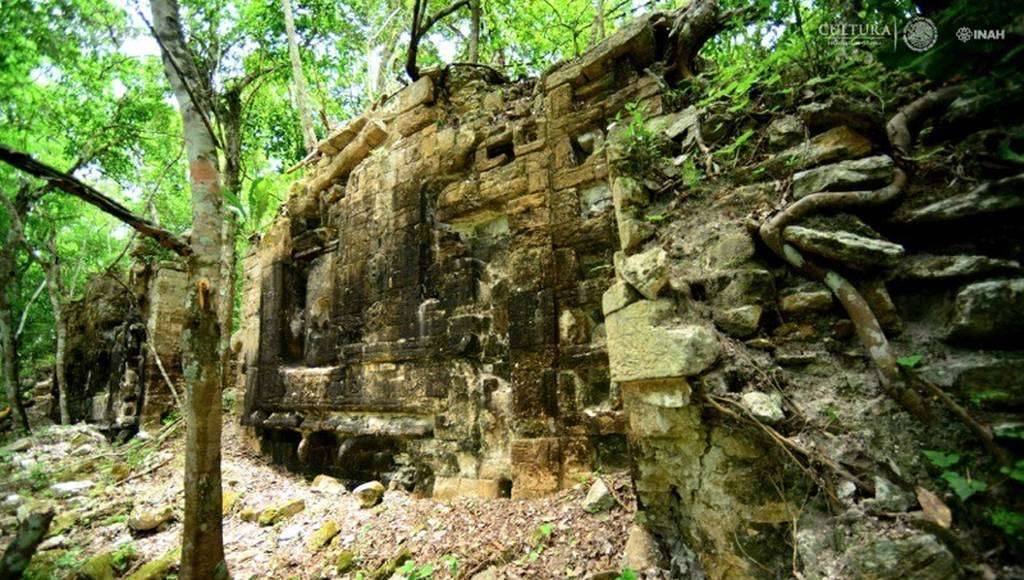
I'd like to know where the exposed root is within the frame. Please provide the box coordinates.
[906,372,1012,467]
[757,83,1012,465]
[702,393,875,506]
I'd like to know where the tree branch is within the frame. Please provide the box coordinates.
[14,278,46,339]
[136,9,222,151]
[0,144,192,257]
[405,0,470,81]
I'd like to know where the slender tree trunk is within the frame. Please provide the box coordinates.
[0,295,28,433]
[590,0,605,46]
[0,509,53,578]
[468,0,481,63]
[15,278,46,340]
[0,191,32,433]
[282,0,318,152]
[149,0,227,576]
[218,91,242,395]
[40,242,70,425]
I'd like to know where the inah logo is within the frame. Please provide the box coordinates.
[957,26,1007,42]
[903,16,938,52]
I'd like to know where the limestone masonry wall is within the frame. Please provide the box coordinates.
[60,252,187,436]
[240,10,1024,578]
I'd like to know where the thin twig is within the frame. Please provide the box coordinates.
[147,339,182,410]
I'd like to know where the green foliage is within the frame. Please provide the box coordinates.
[28,464,51,490]
[112,542,138,572]
[941,471,987,501]
[396,560,435,579]
[994,425,1024,440]
[922,450,960,469]
[617,569,638,580]
[990,509,1024,540]
[612,102,667,179]
[1001,460,1024,484]
[969,389,1008,407]
[536,522,555,540]
[896,354,923,369]
[439,554,458,575]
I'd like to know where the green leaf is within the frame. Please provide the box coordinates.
[617,569,638,580]
[538,523,554,537]
[991,509,1024,539]
[1000,460,1024,483]
[896,354,923,368]
[922,450,960,468]
[994,424,1024,440]
[941,471,987,501]
[645,213,666,223]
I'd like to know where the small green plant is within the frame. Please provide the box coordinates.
[923,450,988,501]
[896,354,924,369]
[715,128,755,164]
[613,102,668,179]
[645,213,666,222]
[112,542,138,572]
[941,471,987,501]
[922,450,960,469]
[439,554,458,576]
[678,155,701,188]
[617,569,638,580]
[991,509,1024,539]
[396,560,435,579]
[1001,460,1024,483]
[28,465,51,491]
[100,513,128,526]
[521,522,557,565]
[995,424,1024,440]
[535,522,555,541]
[969,389,1007,407]
[163,409,181,426]
[222,390,237,413]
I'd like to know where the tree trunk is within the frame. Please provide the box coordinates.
[218,90,242,396]
[590,0,604,46]
[40,242,70,425]
[0,191,32,433]
[468,0,481,63]
[405,0,470,81]
[0,295,28,433]
[149,0,227,577]
[282,0,318,152]
[0,509,53,578]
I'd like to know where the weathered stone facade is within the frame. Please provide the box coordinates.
[241,9,1024,579]
[59,254,187,435]
[239,15,682,498]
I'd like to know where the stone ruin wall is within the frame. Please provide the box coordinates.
[240,10,1024,578]
[239,16,675,498]
[59,254,187,436]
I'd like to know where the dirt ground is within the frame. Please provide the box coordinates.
[1,408,637,579]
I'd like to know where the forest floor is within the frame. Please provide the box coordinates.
[0,403,637,579]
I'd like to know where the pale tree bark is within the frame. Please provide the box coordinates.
[217,90,242,394]
[282,0,318,152]
[0,189,33,433]
[468,0,481,63]
[37,237,70,425]
[365,4,401,100]
[149,0,227,576]
[590,0,605,46]
[15,278,46,340]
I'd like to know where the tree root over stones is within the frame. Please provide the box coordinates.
[757,84,1012,466]
[702,393,872,507]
